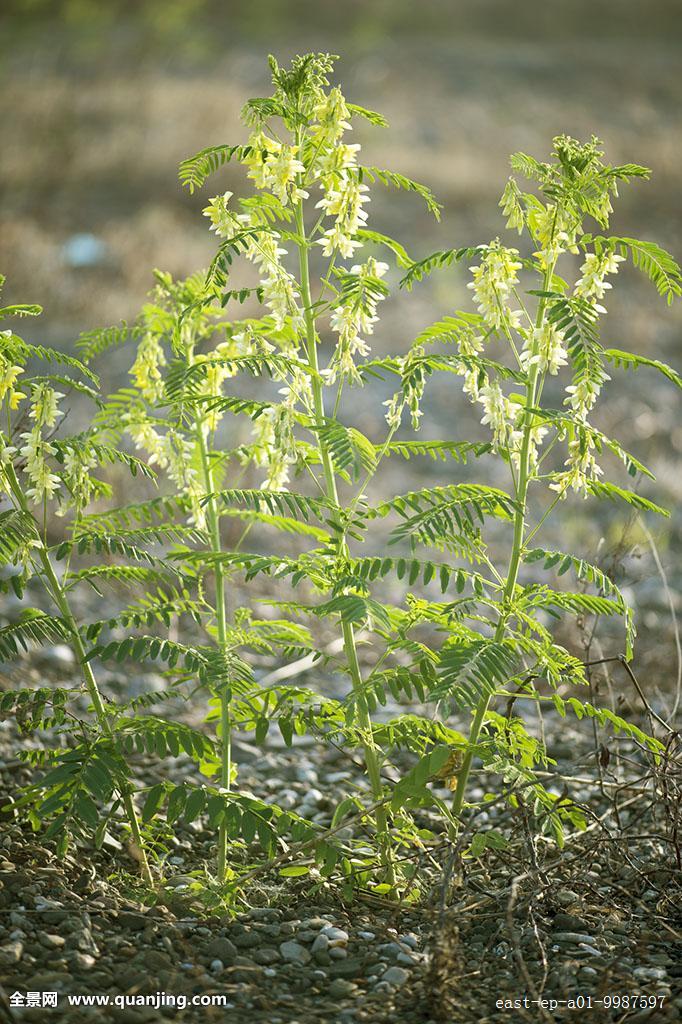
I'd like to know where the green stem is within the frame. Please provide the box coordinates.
[452,261,557,820]
[195,422,232,883]
[294,199,393,879]
[4,463,153,885]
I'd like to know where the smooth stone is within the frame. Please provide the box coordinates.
[322,927,349,944]
[70,952,96,971]
[0,940,23,965]
[279,941,311,965]
[253,948,280,966]
[204,937,238,964]
[39,933,66,950]
[358,931,376,941]
[329,947,347,960]
[382,966,409,988]
[633,966,667,981]
[552,932,598,945]
[232,930,261,949]
[328,978,356,998]
[311,934,329,953]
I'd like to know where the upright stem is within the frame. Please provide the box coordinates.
[4,464,153,885]
[294,200,393,876]
[452,263,556,820]
[195,421,232,883]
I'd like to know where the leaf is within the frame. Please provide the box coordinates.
[587,481,669,518]
[142,784,166,823]
[279,865,309,877]
[604,237,682,304]
[603,349,682,390]
[358,165,442,220]
[347,103,389,128]
[178,144,253,193]
[430,639,521,709]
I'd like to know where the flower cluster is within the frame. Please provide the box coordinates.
[467,242,523,332]
[316,178,369,259]
[203,192,302,333]
[19,384,64,504]
[0,336,26,410]
[574,251,625,303]
[326,259,388,384]
[129,331,167,403]
[126,415,206,528]
[384,346,426,432]
[521,322,568,377]
[244,134,307,204]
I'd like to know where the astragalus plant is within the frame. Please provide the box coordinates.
[100,52,470,892]
[0,278,161,885]
[400,136,681,844]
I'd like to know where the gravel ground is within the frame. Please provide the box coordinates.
[1,636,680,1024]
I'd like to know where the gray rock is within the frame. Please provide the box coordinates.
[204,936,238,964]
[328,978,356,998]
[71,952,96,971]
[322,926,349,944]
[253,947,280,966]
[329,946,347,960]
[311,934,329,954]
[552,932,598,946]
[0,940,23,965]
[279,940,311,965]
[633,966,667,981]
[382,966,409,988]
[232,929,261,949]
[39,932,66,950]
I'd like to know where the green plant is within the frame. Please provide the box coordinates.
[400,135,680,839]
[0,277,164,883]
[89,53,474,892]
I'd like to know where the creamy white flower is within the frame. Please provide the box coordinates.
[327,258,387,383]
[19,430,60,504]
[574,252,625,301]
[130,332,167,402]
[467,241,523,331]
[478,380,512,448]
[550,433,603,498]
[521,322,568,376]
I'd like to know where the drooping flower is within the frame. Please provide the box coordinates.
[574,251,625,302]
[316,178,370,259]
[130,332,167,403]
[326,259,388,383]
[478,380,513,449]
[467,241,523,332]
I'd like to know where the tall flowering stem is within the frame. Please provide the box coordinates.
[408,136,682,833]
[0,296,153,885]
[293,195,394,876]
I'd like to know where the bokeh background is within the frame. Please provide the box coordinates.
[1,0,681,698]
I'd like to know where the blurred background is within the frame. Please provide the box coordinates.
[1,0,681,696]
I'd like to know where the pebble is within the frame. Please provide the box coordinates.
[279,940,311,965]
[253,948,280,966]
[328,978,356,998]
[633,966,667,981]
[322,926,348,944]
[381,966,409,988]
[204,936,237,964]
[552,932,598,945]
[0,940,23,965]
